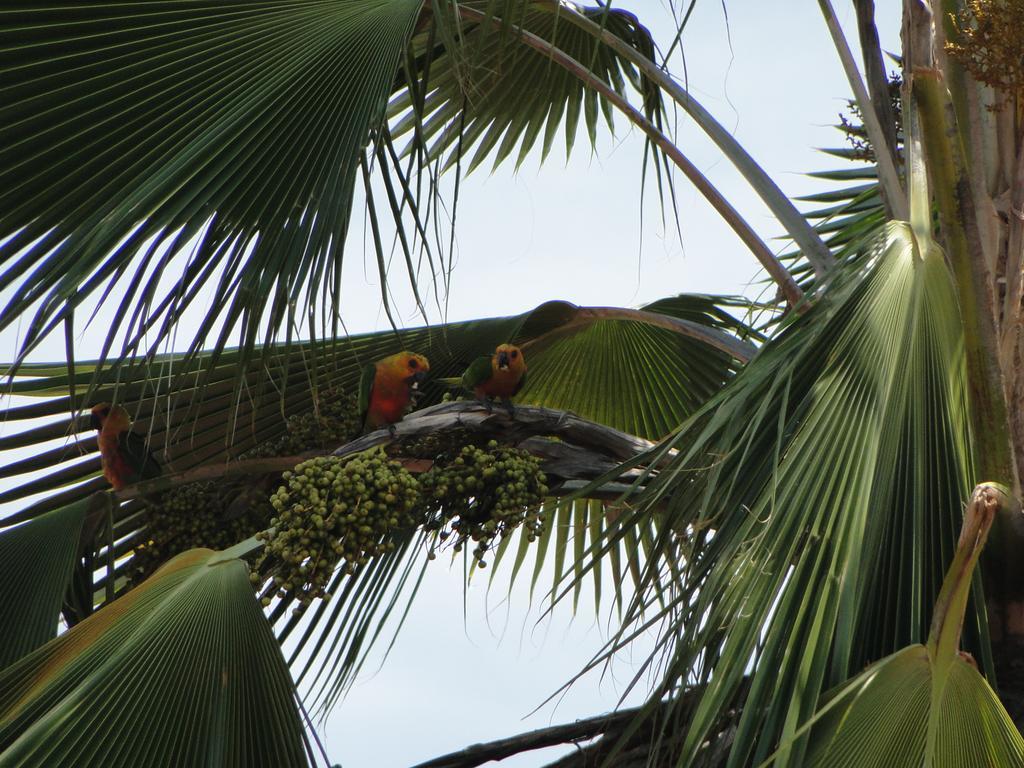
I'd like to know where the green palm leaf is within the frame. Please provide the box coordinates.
[0,499,90,668]
[779,87,900,293]
[0,0,666,386]
[575,223,985,766]
[767,486,1024,768]
[1,0,425,373]
[390,0,662,172]
[781,645,1024,768]
[0,548,311,767]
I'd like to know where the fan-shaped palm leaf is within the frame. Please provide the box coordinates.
[570,222,985,766]
[390,0,663,173]
[0,547,312,767]
[0,498,91,668]
[766,485,1024,768]
[0,0,668,386]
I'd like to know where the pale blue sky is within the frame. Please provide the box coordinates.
[0,1,903,766]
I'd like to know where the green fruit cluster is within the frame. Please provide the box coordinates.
[253,450,421,608]
[419,440,548,566]
[130,482,265,584]
[243,390,360,459]
[402,428,474,460]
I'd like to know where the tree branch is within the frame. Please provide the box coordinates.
[409,683,742,768]
[117,403,667,502]
[333,402,659,465]
[408,706,643,768]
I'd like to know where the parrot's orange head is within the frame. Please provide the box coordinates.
[380,351,430,389]
[90,403,112,430]
[495,344,525,372]
[403,352,430,390]
[89,403,130,431]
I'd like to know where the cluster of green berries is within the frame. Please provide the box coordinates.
[252,450,421,609]
[243,390,361,459]
[130,482,265,584]
[402,428,474,460]
[276,391,361,454]
[419,441,548,567]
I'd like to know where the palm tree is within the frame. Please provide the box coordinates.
[1,0,1022,765]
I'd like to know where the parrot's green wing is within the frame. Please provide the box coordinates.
[119,430,161,482]
[357,363,377,420]
[511,368,527,397]
[460,356,493,391]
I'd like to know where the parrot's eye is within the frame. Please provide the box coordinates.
[511,351,518,359]
[408,358,418,369]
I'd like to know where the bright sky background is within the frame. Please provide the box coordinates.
[0,1,903,766]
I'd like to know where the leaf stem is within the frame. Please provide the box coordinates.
[927,483,1010,664]
[521,305,757,363]
[818,0,908,221]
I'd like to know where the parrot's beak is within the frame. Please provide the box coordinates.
[497,351,510,370]
[407,369,428,403]
[89,413,103,430]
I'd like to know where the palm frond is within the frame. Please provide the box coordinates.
[391,0,663,173]
[771,485,1024,768]
[0,548,312,767]
[776,73,902,294]
[574,223,984,766]
[0,498,90,668]
[1,0,426,374]
[0,0,668,389]
[780,163,887,294]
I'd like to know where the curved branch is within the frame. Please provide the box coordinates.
[408,682,742,768]
[453,6,807,311]
[408,705,642,768]
[116,403,667,501]
[332,402,658,463]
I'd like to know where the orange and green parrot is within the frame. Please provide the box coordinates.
[358,351,430,434]
[457,343,527,414]
[90,403,162,491]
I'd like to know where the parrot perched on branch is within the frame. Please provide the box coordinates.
[455,343,527,414]
[359,351,430,434]
[90,403,162,491]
